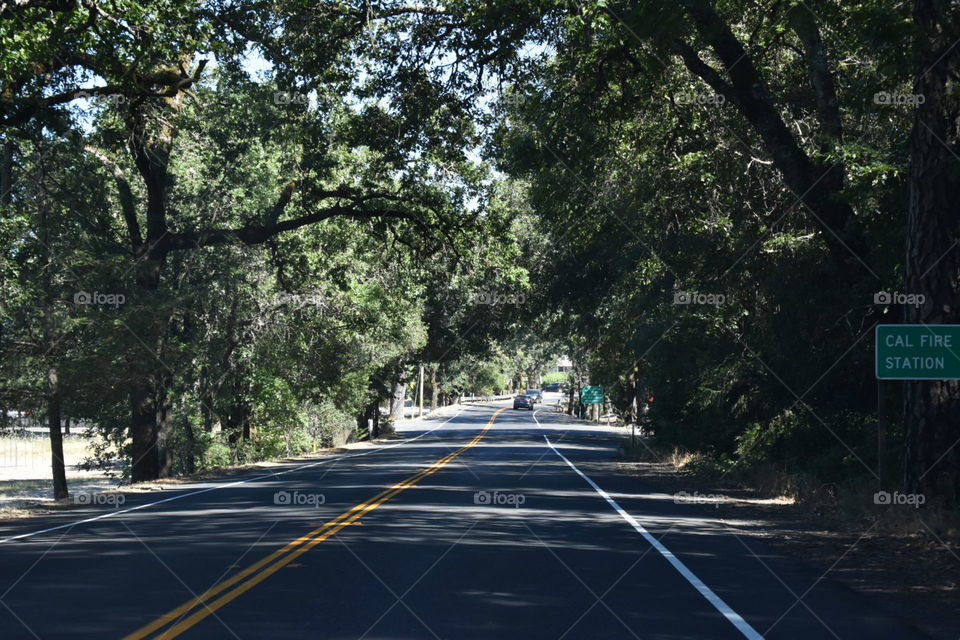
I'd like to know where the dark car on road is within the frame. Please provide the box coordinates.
[513,394,534,410]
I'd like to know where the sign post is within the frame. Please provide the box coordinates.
[875,324,960,379]
[581,386,604,423]
[876,324,960,489]
[581,386,604,403]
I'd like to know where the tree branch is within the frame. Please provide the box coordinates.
[0,0,73,17]
[669,39,735,101]
[168,204,430,253]
[1,60,207,128]
[673,0,868,270]
[84,145,143,249]
[787,4,843,145]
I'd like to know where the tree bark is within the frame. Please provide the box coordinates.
[126,103,174,482]
[389,380,406,422]
[199,366,215,432]
[0,139,12,206]
[429,365,439,411]
[225,372,253,446]
[38,158,67,499]
[903,0,960,504]
[46,366,68,499]
[181,405,197,475]
[157,375,174,478]
[787,5,843,147]
[130,379,161,482]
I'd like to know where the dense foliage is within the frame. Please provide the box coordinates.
[2,0,958,505]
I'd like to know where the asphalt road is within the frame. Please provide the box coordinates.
[0,400,929,639]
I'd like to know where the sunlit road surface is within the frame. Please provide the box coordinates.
[0,401,927,639]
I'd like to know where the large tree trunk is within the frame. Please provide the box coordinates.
[130,371,176,482]
[0,139,12,206]
[389,380,406,421]
[46,366,68,500]
[225,373,253,446]
[199,366,215,432]
[39,162,68,499]
[157,375,174,478]
[181,407,197,475]
[126,95,175,482]
[130,378,161,482]
[429,365,439,411]
[903,0,960,504]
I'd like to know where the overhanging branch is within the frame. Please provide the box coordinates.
[168,205,430,253]
[84,145,142,249]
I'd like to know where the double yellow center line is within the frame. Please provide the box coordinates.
[124,407,505,640]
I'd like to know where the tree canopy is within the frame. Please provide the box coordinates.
[2,0,958,506]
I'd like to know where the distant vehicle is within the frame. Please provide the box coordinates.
[525,389,543,403]
[542,383,562,392]
[513,394,535,410]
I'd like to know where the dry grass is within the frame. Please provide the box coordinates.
[619,437,710,470]
[0,434,110,514]
[0,434,94,480]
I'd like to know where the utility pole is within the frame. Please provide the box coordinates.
[418,364,424,417]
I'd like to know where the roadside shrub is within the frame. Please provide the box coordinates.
[202,441,232,469]
[734,408,877,487]
[305,400,356,448]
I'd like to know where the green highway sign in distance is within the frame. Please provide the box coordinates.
[581,386,604,404]
[876,325,960,380]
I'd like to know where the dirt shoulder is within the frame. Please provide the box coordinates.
[617,454,959,640]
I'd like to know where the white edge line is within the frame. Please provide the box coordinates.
[544,435,765,640]
[0,407,470,544]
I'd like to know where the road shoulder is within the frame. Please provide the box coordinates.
[617,454,957,640]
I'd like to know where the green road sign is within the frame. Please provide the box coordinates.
[581,386,604,404]
[876,324,960,379]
